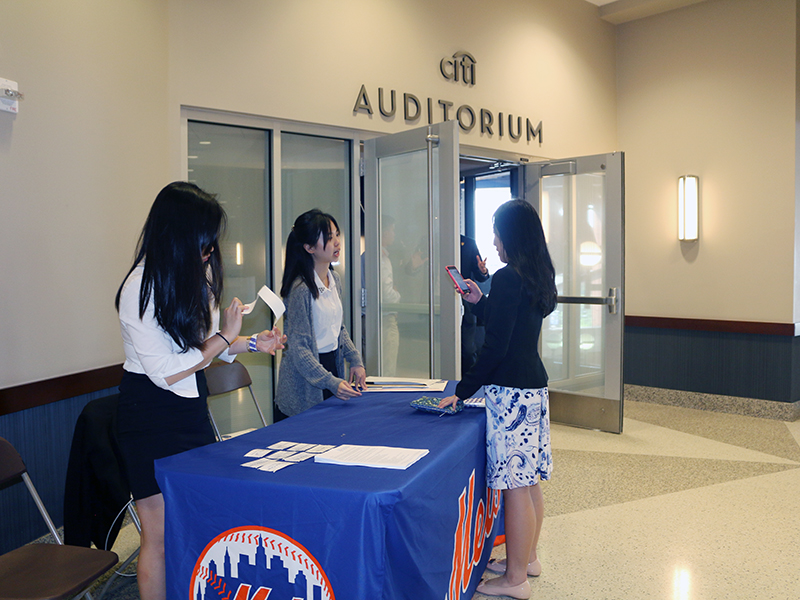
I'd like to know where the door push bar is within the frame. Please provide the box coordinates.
[557,288,619,314]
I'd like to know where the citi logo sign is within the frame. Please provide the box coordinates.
[447,470,502,600]
[440,51,476,86]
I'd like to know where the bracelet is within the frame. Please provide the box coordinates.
[215,331,231,346]
[248,333,258,353]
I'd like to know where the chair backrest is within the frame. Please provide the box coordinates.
[0,435,119,600]
[206,360,253,396]
[1,436,63,544]
[0,437,26,487]
[204,361,267,439]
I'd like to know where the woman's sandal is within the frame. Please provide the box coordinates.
[486,558,542,577]
[476,577,531,599]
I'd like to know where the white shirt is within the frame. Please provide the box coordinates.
[118,264,233,397]
[381,247,401,304]
[311,270,343,353]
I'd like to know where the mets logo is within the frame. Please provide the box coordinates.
[447,470,502,600]
[190,526,334,600]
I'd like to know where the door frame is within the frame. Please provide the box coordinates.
[525,152,625,433]
[363,121,461,379]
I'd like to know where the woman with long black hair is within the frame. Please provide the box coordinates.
[274,209,366,419]
[115,182,285,600]
[439,199,557,600]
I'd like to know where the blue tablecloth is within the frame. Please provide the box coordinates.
[156,382,501,600]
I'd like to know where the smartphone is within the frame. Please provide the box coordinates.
[445,265,470,295]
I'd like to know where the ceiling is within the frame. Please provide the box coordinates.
[584,0,708,24]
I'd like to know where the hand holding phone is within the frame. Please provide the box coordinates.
[445,265,470,295]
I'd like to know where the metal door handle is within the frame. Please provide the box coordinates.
[557,288,618,314]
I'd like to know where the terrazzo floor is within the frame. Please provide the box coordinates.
[97,400,800,599]
[476,400,800,600]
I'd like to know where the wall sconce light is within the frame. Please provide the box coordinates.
[678,175,699,241]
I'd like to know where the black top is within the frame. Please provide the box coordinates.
[455,265,548,399]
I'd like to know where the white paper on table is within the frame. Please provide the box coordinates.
[241,457,272,468]
[258,460,292,472]
[282,452,314,462]
[366,376,439,386]
[268,441,297,450]
[268,450,297,460]
[289,442,316,452]
[244,449,271,458]
[306,444,336,454]
[365,378,448,393]
[314,444,429,470]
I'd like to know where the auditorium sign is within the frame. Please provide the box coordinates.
[353,51,543,144]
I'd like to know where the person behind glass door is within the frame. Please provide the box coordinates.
[439,199,557,600]
[380,216,401,375]
[114,182,285,600]
[274,209,367,419]
[460,234,490,374]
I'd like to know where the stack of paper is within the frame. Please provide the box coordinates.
[240,441,337,472]
[365,377,447,392]
[314,444,429,470]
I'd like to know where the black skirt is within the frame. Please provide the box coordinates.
[116,370,215,500]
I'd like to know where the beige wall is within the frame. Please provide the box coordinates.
[167,0,617,161]
[618,0,797,322]
[0,0,170,388]
[0,0,618,388]
[3,0,798,390]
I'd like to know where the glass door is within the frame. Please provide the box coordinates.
[525,152,625,433]
[187,120,275,430]
[279,132,354,334]
[363,121,460,379]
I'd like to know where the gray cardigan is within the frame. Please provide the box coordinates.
[275,271,363,417]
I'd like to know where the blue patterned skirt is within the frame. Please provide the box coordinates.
[485,385,552,490]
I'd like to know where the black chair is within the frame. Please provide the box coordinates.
[205,360,268,440]
[0,436,118,600]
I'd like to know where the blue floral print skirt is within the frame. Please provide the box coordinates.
[485,384,552,490]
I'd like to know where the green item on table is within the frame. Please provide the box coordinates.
[410,396,464,415]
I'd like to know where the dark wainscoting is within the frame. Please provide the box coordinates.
[0,364,124,417]
[1,366,124,551]
[0,387,118,554]
[624,316,800,403]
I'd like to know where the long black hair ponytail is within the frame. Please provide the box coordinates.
[493,199,558,317]
[280,209,339,300]
[115,182,226,351]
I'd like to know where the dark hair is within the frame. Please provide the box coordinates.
[493,199,558,316]
[280,209,339,299]
[115,181,226,351]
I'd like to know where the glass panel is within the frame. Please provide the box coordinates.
[281,133,352,332]
[188,121,274,431]
[474,171,512,276]
[377,149,438,377]
[540,171,608,396]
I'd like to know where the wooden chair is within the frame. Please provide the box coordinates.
[0,437,118,600]
[205,360,268,440]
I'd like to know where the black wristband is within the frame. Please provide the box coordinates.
[215,331,231,346]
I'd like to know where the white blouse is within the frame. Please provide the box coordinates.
[118,264,233,397]
[311,269,343,354]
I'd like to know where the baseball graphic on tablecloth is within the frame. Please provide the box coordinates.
[191,525,334,600]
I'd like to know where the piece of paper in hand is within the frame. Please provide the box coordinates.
[242,299,258,315]
[258,285,286,320]
[240,284,286,320]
